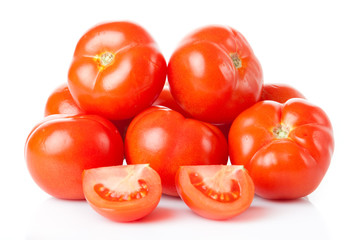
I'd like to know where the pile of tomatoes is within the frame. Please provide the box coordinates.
[25,22,334,222]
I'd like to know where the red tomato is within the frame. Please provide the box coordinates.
[229,99,334,199]
[176,165,254,220]
[260,83,305,103]
[153,84,231,139]
[152,83,188,116]
[125,106,228,196]
[25,114,124,199]
[44,84,132,141]
[44,83,85,116]
[168,25,263,124]
[68,22,166,120]
[83,164,162,222]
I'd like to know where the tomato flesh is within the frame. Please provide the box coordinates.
[189,172,240,203]
[83,164,162,222]
[176,165,254,220]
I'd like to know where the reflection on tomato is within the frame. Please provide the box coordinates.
[125,106,228,196]
[25,114,124,199]
[229,99,334,199]
[68,21,166,120]
[168,25,263,124]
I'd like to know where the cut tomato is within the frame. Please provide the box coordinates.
[83,164,162,222]
[175,165,254,220]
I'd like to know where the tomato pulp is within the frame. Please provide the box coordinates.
[83,165,162,222]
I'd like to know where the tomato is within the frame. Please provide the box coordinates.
[68,21,166,120]
[83,164,161,222]
[45,83,85,116]
[260,83,305,103]
[153,83,231,139]
[176,165,254,220]
[44,83,132,140]
[25,114,124,199]
[168,25,263,124]
[125,106,228,196]
[229,99,334,199]
[152,82,188,116]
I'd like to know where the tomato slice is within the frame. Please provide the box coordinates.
[176,165,254,220]
[83,164,162,222]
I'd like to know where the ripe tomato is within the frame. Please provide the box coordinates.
[153,84,231,140]
[168,25,263,124]
[125,106,228,196]
[229,99,334,199]
[68,21,166,120]
[25,114,124,199]
[83,164,162,222]
[260,83,305,103]
[44,83,85,116]
[176,165,254,220]
[44,84,132,140]
[152,83,188,116]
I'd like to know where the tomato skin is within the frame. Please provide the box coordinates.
[83,165,162,222]
[260,83,305,103]
[45,83,85,116]
[176,165,254,220]
[125,106,228,196]
[68,22,166,120]
[229,99,334,199]
[25,114,124,199]
[168,25,263,124]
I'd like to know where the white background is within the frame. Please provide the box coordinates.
[1,0,359,239]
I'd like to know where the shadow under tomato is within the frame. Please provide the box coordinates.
[134,206,176,223]
[221,196,314,223]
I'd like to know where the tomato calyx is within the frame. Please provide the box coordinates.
[230,52,242,69]
[189,166,244,203]
[96,51,115,70]
[273,124,290,139]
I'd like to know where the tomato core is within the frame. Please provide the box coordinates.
[97,51,115,70]
[230,53,242,69]
[94,179,149,202]
[189,171,240,203]
[273,124,290,139]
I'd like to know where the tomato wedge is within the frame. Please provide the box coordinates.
[176,165,254,220]
[83,164,162,222]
